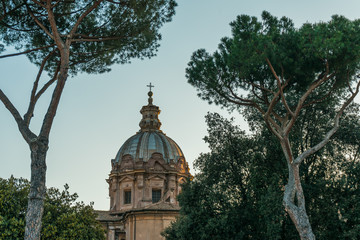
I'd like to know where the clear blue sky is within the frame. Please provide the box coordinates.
[1,0,360,210]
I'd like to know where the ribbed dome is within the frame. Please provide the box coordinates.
[114,131,184,163]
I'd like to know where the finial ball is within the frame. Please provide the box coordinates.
[148,91,153,97]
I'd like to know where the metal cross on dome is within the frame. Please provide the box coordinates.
[147,82,154,92]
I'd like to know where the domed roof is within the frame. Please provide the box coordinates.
[114,131,184,163]
[114,87,185,164]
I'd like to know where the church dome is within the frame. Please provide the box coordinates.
[114,131,184,163]
[114,88,185,164]
[106,85,192,240]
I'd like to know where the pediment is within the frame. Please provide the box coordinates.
[147,157,167,171]
[119,175,135,182]
[147,174,166,180]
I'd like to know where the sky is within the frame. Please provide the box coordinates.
[1,0,360,210]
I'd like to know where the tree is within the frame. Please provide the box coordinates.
[186,11,360,239]
[0,176,106,240]
[163,111,360,239]
[163,113,297,240]
[0,1,176,239]
[163,113,263,240]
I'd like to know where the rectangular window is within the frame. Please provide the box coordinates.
[152,189,161,203]
[124,190,131,204]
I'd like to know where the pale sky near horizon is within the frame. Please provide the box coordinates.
[1,0,360,210]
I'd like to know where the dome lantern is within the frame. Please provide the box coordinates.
[138,88,162,132]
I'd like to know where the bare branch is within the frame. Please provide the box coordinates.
[302,79,336,108]
[265,57,294,117]
[250,85,265,103]
[31,0,46,8]
[294,79,360,164]
[263,79,290,134]
[35,64,60,101]
[285,70,335,135]
[227,85,255,104]
[27,3,54,40]
[105,0,125,4]
[38,66,67,139]
[71,36,125,42]
[84,18,112,36]
[244,80,275,95]
[54,2,94,17]
[24,49,58,126]
[0,89,23,126]
[69,0,104,38]
[50,0,62,9]
[224,83,270,116]
[347,70,355,95]
[0,21,38,32]
[0,89,36,143]
[264,118,282,139]
[0,44,56,59]
[220,90,251,106]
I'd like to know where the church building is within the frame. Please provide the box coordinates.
[96,86,191,240]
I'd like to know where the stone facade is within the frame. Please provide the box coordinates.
[96,90,191,240]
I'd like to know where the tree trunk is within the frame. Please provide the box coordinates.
[23,44,68,239]
[24,138,48,240]
[283,163,315,240]
[280,138,315,240]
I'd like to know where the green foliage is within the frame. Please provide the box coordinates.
[0,177,105,240]
[163,110,360,239]
[186,11,360,110]
[0,0,177,75]
[0,177,27,240]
